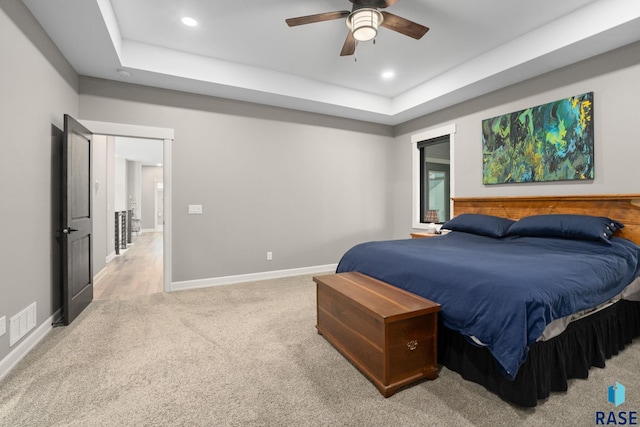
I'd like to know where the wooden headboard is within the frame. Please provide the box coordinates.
[452,194,640,245]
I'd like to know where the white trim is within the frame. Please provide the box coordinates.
[170,264,338,292]
[106,251,116,263]
[80,120,173,295]
[0,309,61,383]
[410,124,457,145]
[411,124,456,230]
[162,139,172,293]
[80,120,174,140]
[93,266,108,284]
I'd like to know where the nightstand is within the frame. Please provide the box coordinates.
[410,231,440,239]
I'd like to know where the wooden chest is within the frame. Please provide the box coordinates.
[314,272,441,397]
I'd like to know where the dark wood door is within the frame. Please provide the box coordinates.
[62,114,93,325]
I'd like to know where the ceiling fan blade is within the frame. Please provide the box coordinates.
[377,0,400,8]
[380,11,429,39]
[286,11,350,27]
[349,0,399,8]
[340,31,356,56]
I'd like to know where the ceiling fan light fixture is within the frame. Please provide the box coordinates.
[348,9,383,42]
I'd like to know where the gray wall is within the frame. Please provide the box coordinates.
[79,79,396,281]
[0,1,79,362]
[93,135,108,277]
[113,156,127,212]
[126,160,141,220]
[392,41,640,237]
[141,166,163,230]
[106,136,116,258]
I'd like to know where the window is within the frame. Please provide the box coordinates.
[419,136,450,223]
[411,124,455,229]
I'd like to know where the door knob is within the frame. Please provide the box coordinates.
[62,227,78,234]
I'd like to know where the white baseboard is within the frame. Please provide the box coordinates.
[0,309,62,383]
[106,252,116,263]
[93,266,108,284]
[170,263,338,292]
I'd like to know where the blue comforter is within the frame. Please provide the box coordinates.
[336,232,640,380]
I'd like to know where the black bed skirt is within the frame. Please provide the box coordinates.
[437,299,640,407]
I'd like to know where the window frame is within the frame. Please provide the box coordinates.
[411,124,456,230]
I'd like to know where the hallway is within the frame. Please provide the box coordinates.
[94,232,164,300]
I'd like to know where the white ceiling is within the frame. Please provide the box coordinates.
[22,0,640,125]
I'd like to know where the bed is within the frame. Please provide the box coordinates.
[335,194,640,406]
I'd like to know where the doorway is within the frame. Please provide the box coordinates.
[81,120,173,295]
[95,137,164,299]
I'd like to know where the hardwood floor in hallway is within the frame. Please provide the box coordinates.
[94,232,164,300]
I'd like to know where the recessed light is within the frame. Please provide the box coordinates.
[381,70,395,80]
[117,69,131,78]
[182,17,198,27]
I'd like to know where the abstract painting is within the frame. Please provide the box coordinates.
[482,92,594,184]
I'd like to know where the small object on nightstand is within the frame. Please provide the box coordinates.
[423,210,440,223]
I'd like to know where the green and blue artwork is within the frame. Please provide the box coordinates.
[482,92,594,184]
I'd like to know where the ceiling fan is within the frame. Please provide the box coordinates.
[285,0,429,57]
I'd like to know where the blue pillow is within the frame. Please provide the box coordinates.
[442,214,515,238]
[506,214,624,243]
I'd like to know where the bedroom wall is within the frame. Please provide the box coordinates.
[0,1,79,365]
[391,41,640,238]
[79,79,395,282]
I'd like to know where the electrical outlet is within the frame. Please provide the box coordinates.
[0,316,5,337]
[267,251,273,261]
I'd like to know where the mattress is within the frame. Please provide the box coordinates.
[336,232,640,379]
[531,276,640,342]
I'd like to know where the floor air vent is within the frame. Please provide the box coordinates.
[10,302,36,347]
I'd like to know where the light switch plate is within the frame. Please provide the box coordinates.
[188,204,203,214]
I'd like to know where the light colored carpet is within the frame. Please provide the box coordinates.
[1,274,638,426]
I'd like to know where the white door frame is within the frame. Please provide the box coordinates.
[81,120,173,293]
